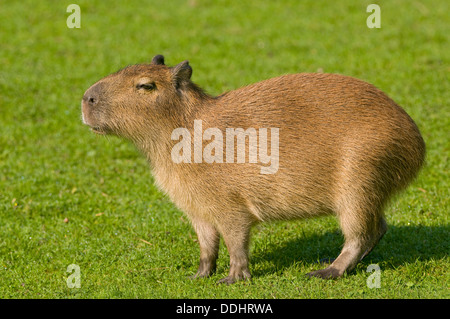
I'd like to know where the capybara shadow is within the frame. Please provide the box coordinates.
[252,223,449,277]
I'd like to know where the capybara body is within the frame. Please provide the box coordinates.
[82,55,425,283]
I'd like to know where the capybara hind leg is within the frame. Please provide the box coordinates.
[189,218,220,279]
[360,217,387,260]
[308,205,387,279]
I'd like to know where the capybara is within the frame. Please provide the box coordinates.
[81,55,425,284]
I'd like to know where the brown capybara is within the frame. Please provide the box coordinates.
[81,55,425,284]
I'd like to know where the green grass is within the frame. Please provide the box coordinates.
[0,0,448,299]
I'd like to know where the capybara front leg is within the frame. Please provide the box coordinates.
[190,218,220,279]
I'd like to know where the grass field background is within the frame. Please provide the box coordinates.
[0,0,448,298]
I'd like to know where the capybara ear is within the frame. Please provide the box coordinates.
[171,60,192,88]
[151,55,165,65]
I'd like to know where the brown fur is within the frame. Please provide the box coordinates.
[82,55,425,283]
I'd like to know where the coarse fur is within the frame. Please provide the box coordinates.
[81,55,425,284]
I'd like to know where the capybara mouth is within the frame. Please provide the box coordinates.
[90,126,107,135]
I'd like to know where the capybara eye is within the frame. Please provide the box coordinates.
[136,82,156,91]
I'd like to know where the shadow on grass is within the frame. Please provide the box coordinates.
[251,224,449,277]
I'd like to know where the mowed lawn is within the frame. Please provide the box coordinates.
[0,0,448,298]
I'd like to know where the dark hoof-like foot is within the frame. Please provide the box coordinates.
[189,259,216,280]
[188,272,210,280]
[306,266,342,279]
[217,272,251,285]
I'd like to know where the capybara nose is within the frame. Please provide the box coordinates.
[87,96,97,106]
[83,92,98,107]
[83,82,103,107]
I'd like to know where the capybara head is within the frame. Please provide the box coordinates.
[81,55,194,139]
